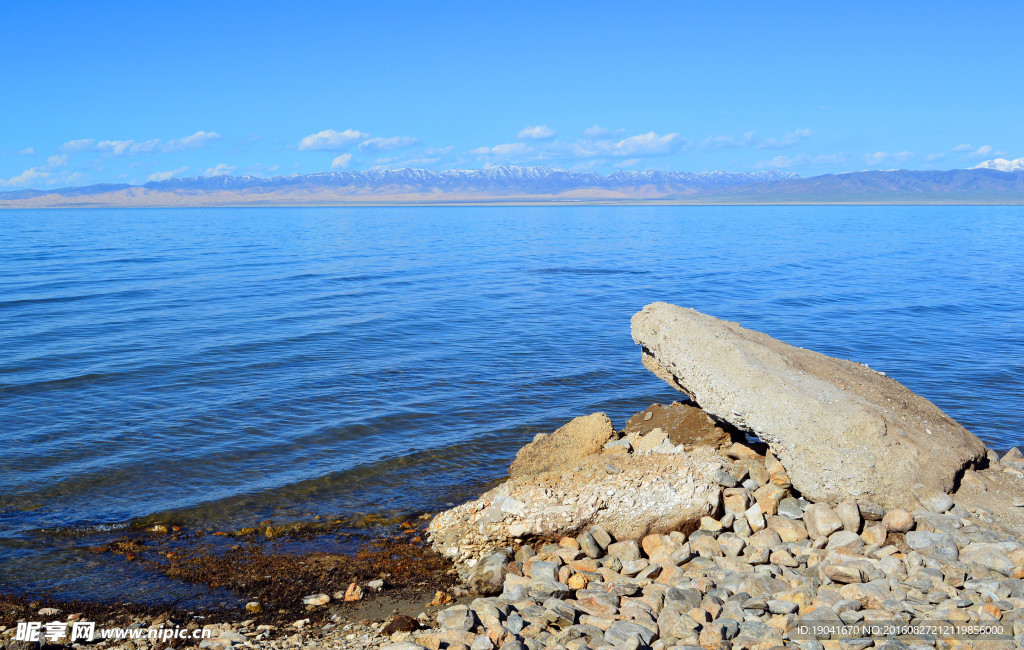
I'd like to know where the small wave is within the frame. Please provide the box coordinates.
[533,267,649,276]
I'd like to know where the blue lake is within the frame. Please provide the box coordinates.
[0,205,1021,601]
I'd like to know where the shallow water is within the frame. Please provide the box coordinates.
[1,205,1021,601]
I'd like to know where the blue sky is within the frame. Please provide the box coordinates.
[2,1,1021,188]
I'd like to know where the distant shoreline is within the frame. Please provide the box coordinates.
[3,165,1024,208]
[4,199,1024,209]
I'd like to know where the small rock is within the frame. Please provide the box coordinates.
[438,605,476,631]
[804,503,843,539]
[882,508,914,532]
[467,549,511,595]
[905,530,959,562]
[244,602,261,614]
[367,579,385,590]
[837,499,861,532]
[911,483,954,513]
[824,564,866,584]
[344,583,363,602]
[302,593,330,606]
[861,523,887,546]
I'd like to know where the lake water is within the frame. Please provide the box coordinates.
[1,205,1021,602]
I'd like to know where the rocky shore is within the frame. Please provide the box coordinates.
[4,303,1024,649]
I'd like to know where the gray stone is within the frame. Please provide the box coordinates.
[826,530,865,551]
[767,599,799,614]
[604,621,656,646]
[959,543,1017,576]
[577,532,602,559]
[778,497,804,519]
[631,303,987,508]
[905,531,959,562]
[543,598,577,627]
[438,605,476,631]
[911,483,954,513]
[528,560,558,582]
[467,549,512,595]
[589,525,612,550]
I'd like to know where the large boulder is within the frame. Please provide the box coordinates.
[428,446,723,566]
[631,302,987,509]
[509,412,615,478]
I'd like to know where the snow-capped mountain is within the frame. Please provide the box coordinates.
[4,165,1024,206]
[140,166,802,194]
[973,158,1024,172]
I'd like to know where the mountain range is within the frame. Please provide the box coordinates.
[3,164,1024,207]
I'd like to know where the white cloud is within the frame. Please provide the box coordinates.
[148,166,189,182]
[331,154,353,169]
[162,131,221,152]
[924,152,946,162]
[703,131,756,149]
[951,144,973,153]
[61,139,97,153]
[517,125,556,140]
[471,142,530,156]
[865,151,914,165]
[359,136,419,152]
[576,131,684,157]
[204,163,235,176]
[974,145,993,156]
[297,129,368,151]
[18,147,34,155]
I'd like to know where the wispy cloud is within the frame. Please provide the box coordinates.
[952,144,1002,157]
[470,142,531,156]
[18,146,34,155]
[297,129,368,151]
[702,132,756,149]
[358,136,419,152]
[574,131,685,157]
[331,154,353,169]
[582,125,624,138]
[60,131,221,156]
[756,128,812,149]
[517,125,556,140]
[163,131,222,152]
[613,158,643,168]
[205,163,234,176]
[0,154,70,187]
[147,167,189,182]
[865,151,914,165]
[702,128,810,150]
[755,152,848,169]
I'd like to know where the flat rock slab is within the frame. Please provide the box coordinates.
[428,447,723,567]
[631,302,987,509]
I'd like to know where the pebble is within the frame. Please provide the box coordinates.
[50,440,1018,650]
